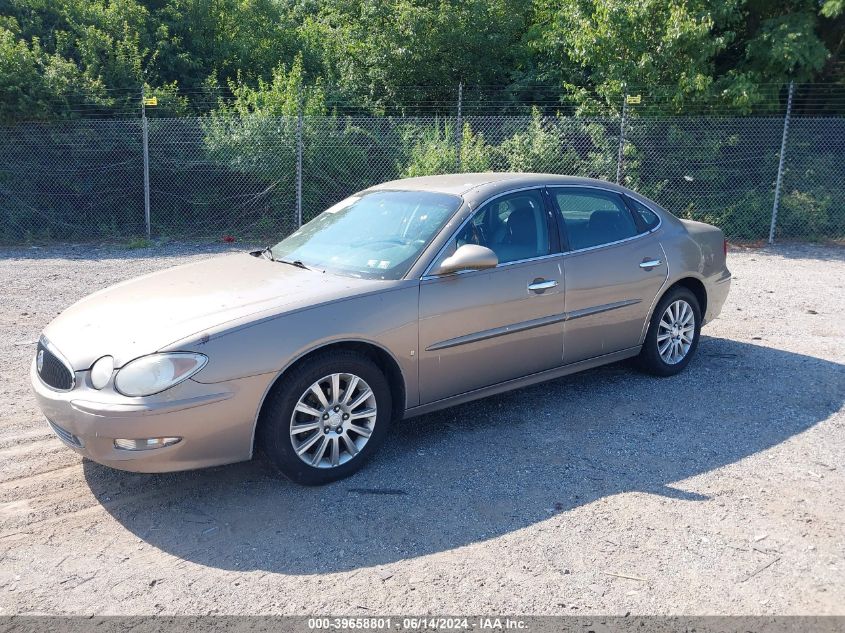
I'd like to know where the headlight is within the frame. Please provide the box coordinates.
[90,355,114,390]
[114,353,207,397]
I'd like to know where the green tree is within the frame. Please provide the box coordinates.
[299,0,531,112]
[0,19,108,122]
[530,0,837,113]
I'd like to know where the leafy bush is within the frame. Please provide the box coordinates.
[401,121,492,176]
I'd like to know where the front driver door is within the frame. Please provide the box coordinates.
[418,188,565,405]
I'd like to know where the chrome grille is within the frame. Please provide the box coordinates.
[47,420,84,448]
[36,339,75,391]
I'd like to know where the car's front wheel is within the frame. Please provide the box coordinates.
[257,351,393,485]
[637,286,702,376]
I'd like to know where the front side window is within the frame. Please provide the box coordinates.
[455,190,550,264]
[553,189,638,250]
[270,190,461,279]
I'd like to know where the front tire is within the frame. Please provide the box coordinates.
[637,287,701,376]
[257,351,393,485]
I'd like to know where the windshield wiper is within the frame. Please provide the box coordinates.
[256,247,312,271]
[276,258,310,271]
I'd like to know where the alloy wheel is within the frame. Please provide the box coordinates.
[657,299,695,365]
[289,373,377,468]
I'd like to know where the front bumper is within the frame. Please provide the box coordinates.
[31,359,273,473]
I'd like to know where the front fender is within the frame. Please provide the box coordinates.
[163,284,420,404]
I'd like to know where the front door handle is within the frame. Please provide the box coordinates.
[639,258,662,269]
[528,279,558,292]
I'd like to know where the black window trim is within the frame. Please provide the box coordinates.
[547,184,658,254]
[540,187,562,253]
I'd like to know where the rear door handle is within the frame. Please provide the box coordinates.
[639,259,662,269]
[528,279,558,292]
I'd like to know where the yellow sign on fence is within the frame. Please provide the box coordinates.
[626,94,642,105]
[143,96,158,107]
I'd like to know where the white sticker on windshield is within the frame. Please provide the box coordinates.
[378,260,390,269]
[324,196,360,214]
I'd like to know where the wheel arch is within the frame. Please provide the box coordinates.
[249,339,407,457]
[672,276,708,317]
[640,276,708,344]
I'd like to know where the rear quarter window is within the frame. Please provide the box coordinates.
[627,197,661,231]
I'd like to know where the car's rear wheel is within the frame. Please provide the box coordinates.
[257,351,393,485]
[637,286,701,376]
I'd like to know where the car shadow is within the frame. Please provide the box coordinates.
[83,336,844,575]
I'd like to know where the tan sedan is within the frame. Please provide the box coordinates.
[32,173,731,484]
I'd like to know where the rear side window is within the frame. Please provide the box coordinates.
[552,189,638,250]
[627,197,661,231]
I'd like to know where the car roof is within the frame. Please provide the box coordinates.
[368,172,632,206]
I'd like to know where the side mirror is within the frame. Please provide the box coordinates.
[431,244,498,276]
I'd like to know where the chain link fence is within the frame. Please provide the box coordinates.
[0,120,144,242]
[149,116,297,239]
[1,112,843,244]
[622,117,786,240]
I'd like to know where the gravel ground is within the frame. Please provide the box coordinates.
[0,242,843,616]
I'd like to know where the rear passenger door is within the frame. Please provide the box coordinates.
[550,187,667,364]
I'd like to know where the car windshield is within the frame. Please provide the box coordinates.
[270,190,461,279]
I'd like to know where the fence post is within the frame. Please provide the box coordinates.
[769,80,794,244]
[616,87,627,185]
[296,88,304,228]
[455,82,463,172]
[141,86,151,240]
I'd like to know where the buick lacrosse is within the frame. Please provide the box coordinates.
[32,173,731,484]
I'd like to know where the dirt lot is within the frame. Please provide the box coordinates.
[0,242,843,616]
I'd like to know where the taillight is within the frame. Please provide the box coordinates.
[723,238,728,257]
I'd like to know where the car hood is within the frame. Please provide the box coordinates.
[42,253,386,370]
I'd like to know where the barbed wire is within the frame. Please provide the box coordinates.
[4,81,845,122]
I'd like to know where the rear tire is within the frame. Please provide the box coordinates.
[257,351,393,485]
[637,286,701,376]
